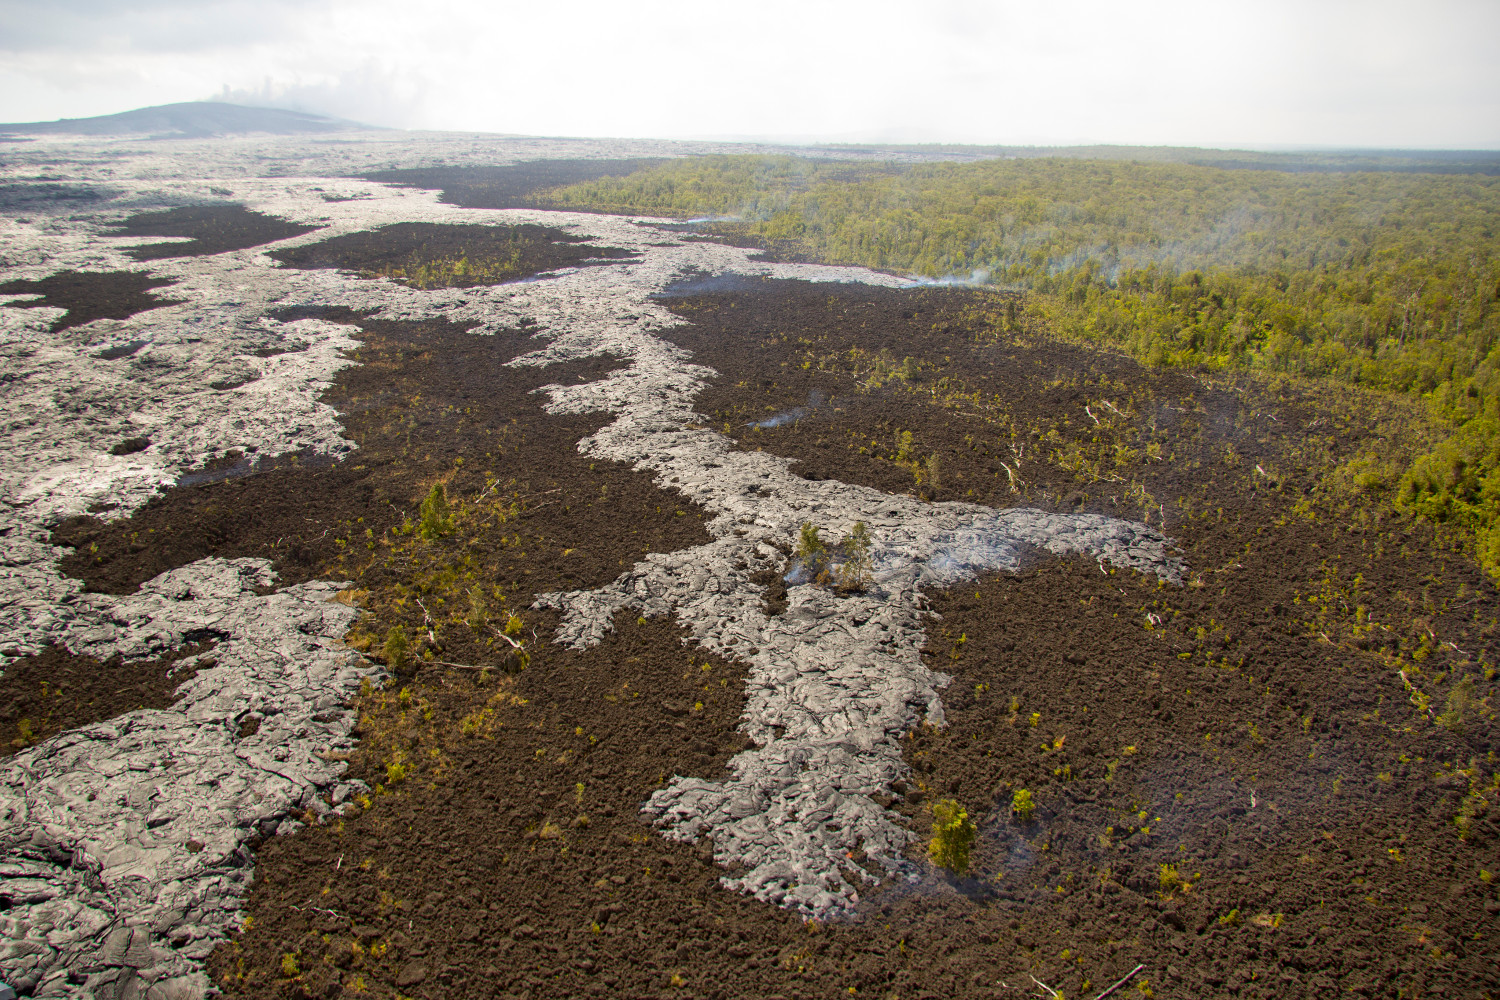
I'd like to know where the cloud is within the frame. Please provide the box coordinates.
[0,0,1496,147]
[0,0,322,54]
[214,62,431,130]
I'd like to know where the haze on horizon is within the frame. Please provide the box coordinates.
[1,0,1496,150]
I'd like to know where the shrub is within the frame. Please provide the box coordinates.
[923,453,941,490]
[1438,675,1476,732]
[1455,786,1493,841]
[928,798,977,873]
[466,585,488,628]
[795,522,825,560]
[792,521,833,585]
[837,521,874,591]
[418,483,455,539]
[500,613,530,669]
[382,625,410,672]
[1011,788,1035,823]
[460,708,491,736]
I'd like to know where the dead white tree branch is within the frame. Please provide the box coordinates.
[414,597,437,644]
[1094,964,1145,1000]
[424,659,498,672]
[1030,974,1063,1000]
[487,623,527,652]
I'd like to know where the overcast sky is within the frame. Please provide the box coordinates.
[1,0,1496,148]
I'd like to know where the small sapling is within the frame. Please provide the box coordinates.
[382,625,410,672]
[928,798,977,874]
[418,483,455,539]
[837,520,874,592]
[1011,788,1035,823]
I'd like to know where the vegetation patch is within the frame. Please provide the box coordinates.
[551,154,1500,579]
[786,519,873,591]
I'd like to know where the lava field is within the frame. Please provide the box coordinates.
[0,133,1496,1000]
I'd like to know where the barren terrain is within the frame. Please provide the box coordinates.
[0,132,1495,1000]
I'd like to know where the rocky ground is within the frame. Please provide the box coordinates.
[0,135,1496,1000]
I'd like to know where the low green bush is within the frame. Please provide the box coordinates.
[928,798,977,874]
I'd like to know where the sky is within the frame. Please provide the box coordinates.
[1,0,1497,148]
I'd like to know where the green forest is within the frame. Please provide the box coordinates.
[541,155,1500,577]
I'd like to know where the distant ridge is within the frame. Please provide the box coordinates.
[0,101,375,139]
